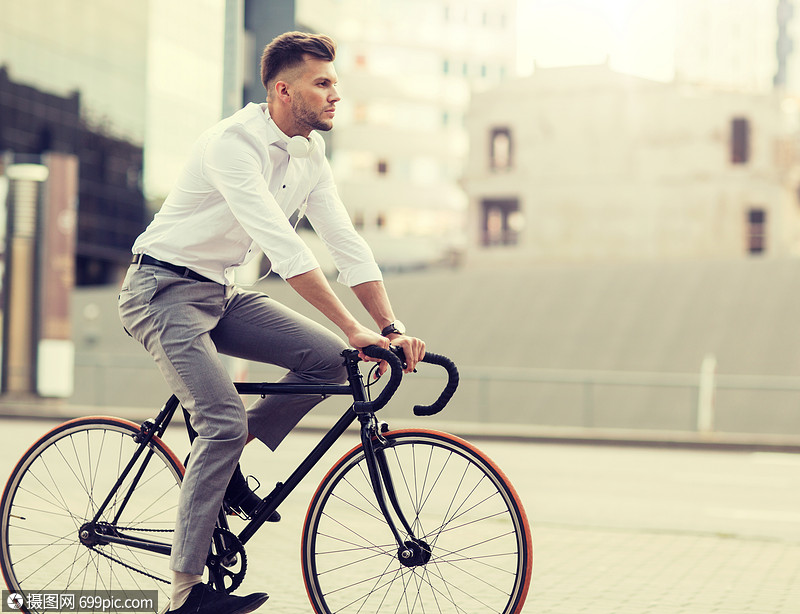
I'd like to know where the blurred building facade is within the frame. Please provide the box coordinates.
[0,69,146,285]
[0,0,149,143]
[0,1,149,284]
[462,64,800,261]
[675,0,800,93]
[145,0,228,200]
[296,0,516,256]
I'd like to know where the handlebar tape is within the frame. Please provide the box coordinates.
[354,345,404,413]
[354,346,460,417]
[413,352,459,416]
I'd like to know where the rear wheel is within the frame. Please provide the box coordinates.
[302,429,532,614]
[0,416,183,613]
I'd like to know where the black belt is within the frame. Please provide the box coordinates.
[132,254,216,284]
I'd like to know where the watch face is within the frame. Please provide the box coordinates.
[383,320,406,336]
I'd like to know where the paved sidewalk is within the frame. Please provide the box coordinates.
[528,525,799,614]
[225,431,800,614]
[231,517,800,614]
[2,417,798,613]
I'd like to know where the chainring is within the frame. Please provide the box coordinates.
[206,527,247,593]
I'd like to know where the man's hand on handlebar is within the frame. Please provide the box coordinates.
[385,334,425,374]
[349,325,425,376]
[356,345,457,416]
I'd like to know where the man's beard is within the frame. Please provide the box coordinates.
[292,93,332,132]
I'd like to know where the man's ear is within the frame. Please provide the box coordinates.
[274,80,291,103]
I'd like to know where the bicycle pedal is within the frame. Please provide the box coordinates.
[225,506,247,519]
[221,553,239,567]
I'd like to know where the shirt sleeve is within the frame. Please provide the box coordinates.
[202,127,320,280]
[305,158,383,287]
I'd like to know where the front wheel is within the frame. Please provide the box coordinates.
[302,429,532,614]
[0,416,183,613]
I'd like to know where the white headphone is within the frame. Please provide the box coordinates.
[286,134,315,158]
[269,116,315,158]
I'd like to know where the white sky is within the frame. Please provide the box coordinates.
[516,0,677,81]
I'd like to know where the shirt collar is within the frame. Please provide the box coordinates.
[259,103,291,151]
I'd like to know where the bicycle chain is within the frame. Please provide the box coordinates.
[112,526,175,533]
[87,524,174,584]
[89,545,169,584]
[86,526,247,590]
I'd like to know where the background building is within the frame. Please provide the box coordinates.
[296,0,516,268]
[0,68,145,285]
[240,0,296,109]
[462,64,800,262]
[145,0,228,199]
[0,0,149,284]
[0,0,148,143]
[675,0,800,92]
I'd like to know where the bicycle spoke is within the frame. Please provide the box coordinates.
[417,561,494,613]
[339,550,401,612]
[329,488,386,525]
[426,547,517,597]
[24,455,84,526]
[14,536,78,586]
[303,431,531,614]
[2,419,180,609]
[425,491,505,545]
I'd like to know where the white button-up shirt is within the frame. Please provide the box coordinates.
[132,102,382,287]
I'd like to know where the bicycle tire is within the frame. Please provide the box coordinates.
[301,429,532,614]
[0,416,183,613]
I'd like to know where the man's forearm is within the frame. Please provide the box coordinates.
[351,280,395,331]
[351,280,425,372]
[287,268,389,353]
[287,268,361,335]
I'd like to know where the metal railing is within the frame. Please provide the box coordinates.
[70,353,800,435]
[455,363,800,432]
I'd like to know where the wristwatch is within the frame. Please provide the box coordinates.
[381,320,406,337]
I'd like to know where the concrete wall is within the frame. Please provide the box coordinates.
[67,258,800,437]
[464,65,800,261]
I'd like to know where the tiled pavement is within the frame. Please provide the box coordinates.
[2,417,798,613]
[233,519,800,613]
[526,524,799,614]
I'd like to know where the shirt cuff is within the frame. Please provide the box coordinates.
[337,262,383,287]
[273,250,321,280]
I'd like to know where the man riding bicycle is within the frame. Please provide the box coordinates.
[119,31,425,614]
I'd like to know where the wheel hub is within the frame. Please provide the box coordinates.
[398,540,431,567]
[78,522,106,547]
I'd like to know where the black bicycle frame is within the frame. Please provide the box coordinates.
[84,348,420,557]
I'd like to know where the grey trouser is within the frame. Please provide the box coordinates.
[118,263,347,574]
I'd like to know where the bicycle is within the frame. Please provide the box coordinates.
[1,345,532,614]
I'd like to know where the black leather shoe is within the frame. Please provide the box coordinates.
[166,582,268,614]
[224,465,280,522]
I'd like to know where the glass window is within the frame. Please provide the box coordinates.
[481,199,522,246]
[747,208,766,254]
[490,127,512,170]
[731,117,750,164]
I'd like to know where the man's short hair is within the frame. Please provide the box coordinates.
[261,31,336,95]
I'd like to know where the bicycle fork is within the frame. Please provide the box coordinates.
[358,416,432,567]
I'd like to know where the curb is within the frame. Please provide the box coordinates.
[1,401,799,453]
